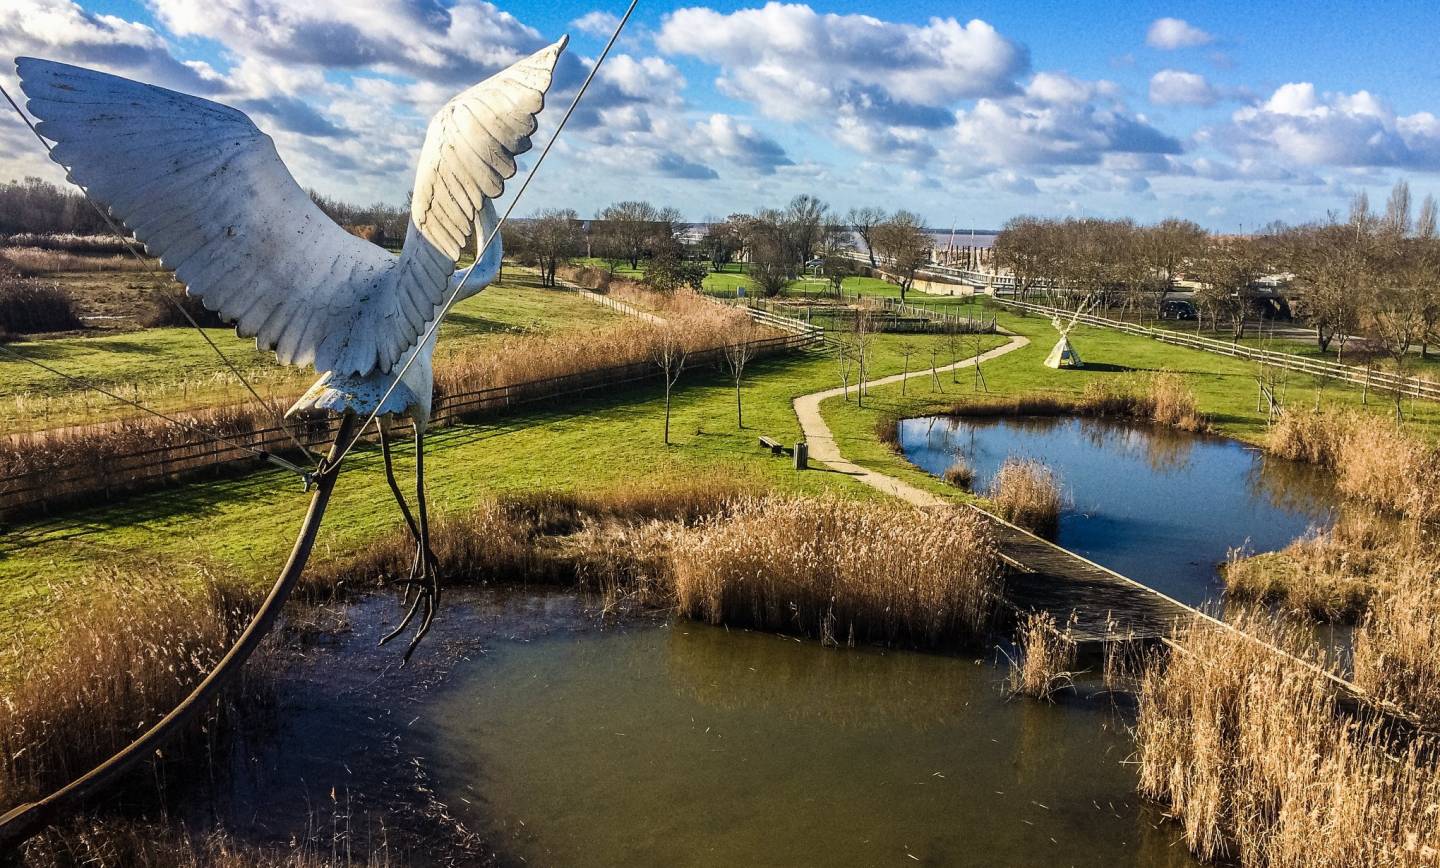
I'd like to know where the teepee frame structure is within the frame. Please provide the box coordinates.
[1043,296,1098,369]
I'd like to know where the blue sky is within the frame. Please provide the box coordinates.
[4,0,1440,229]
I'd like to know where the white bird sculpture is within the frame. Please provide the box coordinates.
[16,36,568,657]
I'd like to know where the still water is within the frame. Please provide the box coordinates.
[424,616,1199,867]
[900,415,1339,606]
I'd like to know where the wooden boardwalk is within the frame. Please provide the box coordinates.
[979,506,1211,644]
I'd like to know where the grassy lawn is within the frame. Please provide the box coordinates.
[0,273,625,432]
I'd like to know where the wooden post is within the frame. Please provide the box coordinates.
[0,413,357,851]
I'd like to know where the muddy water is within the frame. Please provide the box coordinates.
[900,415,1339,607]
[421,614,1199,867]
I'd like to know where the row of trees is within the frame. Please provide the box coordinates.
[0,177,111,237]
[507,195,936,300]
[994,184,1439,358]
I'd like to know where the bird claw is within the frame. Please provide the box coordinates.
[378,543,440,665]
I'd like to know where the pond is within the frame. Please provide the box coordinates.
[206,590,1199,867]
[422,600,1197,867]
[899,415,1339,607]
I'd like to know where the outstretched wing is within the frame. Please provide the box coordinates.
[404,36,567,265]
[16,58,429,377]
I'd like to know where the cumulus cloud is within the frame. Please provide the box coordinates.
[1146,18,1213,50]
[1,0,221,92]
[1219,82,1440,170]
[571,10,621,38]
[1149,69,1217,106]
[150,0,545,84]
[950,72,1181,169]
[691,114,793,173]
[656,2,1026,154]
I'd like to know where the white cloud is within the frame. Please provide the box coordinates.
[150,0,545,84]
[657,4,1026,122]
[1149,69,1217,106]
[1146,17,1214,50]
[1221,82,1440,169]
[690,114,793,173]
[950,74,1182,169]
[571,10,621,38]
[1,0,220,92]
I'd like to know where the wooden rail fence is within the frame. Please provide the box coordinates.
[996,297,1440,403]
[0,331,819,520]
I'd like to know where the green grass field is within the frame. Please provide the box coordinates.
[0,273,624,432]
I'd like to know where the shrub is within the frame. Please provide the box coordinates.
[0,275,83,336]
[140,286,230,329]
[940,457,975,489]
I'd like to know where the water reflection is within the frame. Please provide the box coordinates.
[426,621,1199,867]
[901,415,1340,606]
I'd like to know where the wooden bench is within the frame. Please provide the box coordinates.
[758,435,785,455]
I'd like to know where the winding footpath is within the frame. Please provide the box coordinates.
[791,333,1030,506]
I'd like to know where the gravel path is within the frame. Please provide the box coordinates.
[791,333,1030,506]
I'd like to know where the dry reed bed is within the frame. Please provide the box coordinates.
[987,458,1063,537]
[1353,554,1440,728]
[1006,611,1076,700]
[1266,406,1440,523]
[1221,509,1412,621]
[0,246,152,276]
[672,494,1003,647]
[1137,617,1440,867]
[0,566,266,813]
[944,370,1208,433]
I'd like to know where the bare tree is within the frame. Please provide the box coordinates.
[652,329,686,445]
[897,341,918,395]
[597,200,661,269]
[785,194,831,266]
[1384,179,1413,237]
[740,209,795,296]
[872,210,933,301]
[523,208,582,286]
[836,336,856,401]
[847,206,887,268]
[853,307,877,408]
[721,325,757,428]
[928,344,942,392]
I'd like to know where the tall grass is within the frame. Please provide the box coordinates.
[19,818,392,867]
[1006,611,1076,700]
[672,494,1002,647]
[1353,554,1440,727]
[940,457,975,489]
[1266,406,1440,522]
[1137,618,1440,866]
[1221,509,1404,621]
[303,475,756,603]
[987,458,1063,537]
[0,565,266,812]
[0,246,150,275]
[945,370,1208,433]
